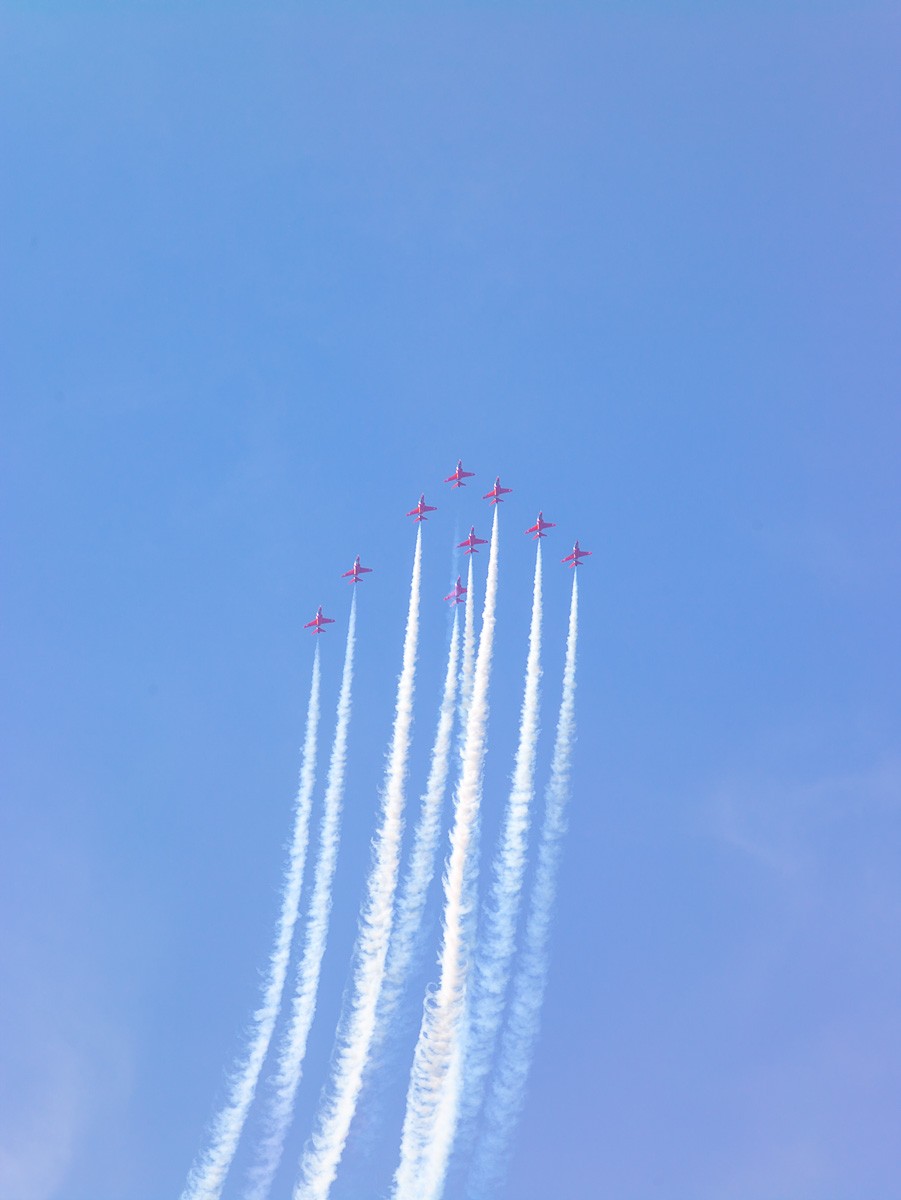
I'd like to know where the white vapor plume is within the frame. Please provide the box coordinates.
[244,597,357,1200]
[459,542,543,1148]
[458,557,476,742]
[456,554,480,1082]
[393,507,500,1200]
[181,648,322,1200]
[466,572,578,1200]
[295,528,423,1200]
[373,604,461,1056]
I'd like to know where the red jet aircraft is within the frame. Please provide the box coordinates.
[304,606,335,634]
[342,555,373,583]
[525,511,556,539]
[444,460,475,488]
[444,576,467,604]
[407,494,438,521]
[457,526,488,554]
[562,540,592,568]
[483,476,513,504]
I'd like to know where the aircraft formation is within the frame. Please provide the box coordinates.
[305,459,590,632]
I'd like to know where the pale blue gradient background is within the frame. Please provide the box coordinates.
[1,6,899,1199]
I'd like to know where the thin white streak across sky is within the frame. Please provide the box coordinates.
[244,596,357,1200]
[180,647,322,1200]
[466,572,578,1200]
[295,528,423,1200]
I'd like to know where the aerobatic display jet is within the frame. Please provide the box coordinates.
[444,576,467,604]
[342,555,373,583]
[406,494,438,521]
[562,540,592,568]
[483,476,513,504]
[304,606,335,634]
[444,460,475,488]
[525,511,556,539]
[457,526,488,554]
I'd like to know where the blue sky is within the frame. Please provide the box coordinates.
[1,5,899,1199]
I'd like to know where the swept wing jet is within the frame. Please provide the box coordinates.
[457,526,488,554]
[342,555,373,583]
[304,606,335,634]
[483,476,513,504]
[562,540,592,568]
[444,460,475,488]
[444,576,467,604]
[525,511,556,539]
[407,494,438,521]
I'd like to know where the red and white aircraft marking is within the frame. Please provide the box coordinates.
[444,460,475,488]
[406,494,438,521]
[444,576,467,604]
[457,526,488,555]
[342,555,373,583]
[525,511,556,539]
[562,540,592,568]
[304,606,335,634]
[483,476,513,504]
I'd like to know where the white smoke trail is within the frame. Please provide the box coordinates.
[392,507,500,1200]
[456,554,480,1090]
[294,527,423,1200]
[416,1028,465,1200]
[373,604,461,1055]
[458,557,476,742]
[347,553,471,1167]
[458,542,543,1149]
[244,596,357,1200]
[465,572,578,1200]
[180,647,322,1200]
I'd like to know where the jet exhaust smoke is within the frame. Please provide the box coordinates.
[295,527,423,1200]
[372,604,461,1062]
[465,572,578,1200]
[244,595,358,1200]
[393,507,500,1200]
[180,646,323,1200]
[458,557,477,746]
[456,553,480,1093]
[458,541,543,1154]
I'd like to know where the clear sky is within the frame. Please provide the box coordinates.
[2,5,899,1199]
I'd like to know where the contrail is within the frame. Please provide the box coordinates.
[458,541,543,1153]
[347,555,472,1169]
[372,604,461,1059]
[465,572,579,1200]
[294,528,423,1200]
[458,557,476,741]
[392,507,500,1200]
[244,595,357,1200]
[456,554,479,1087]
[180,647,322,1200]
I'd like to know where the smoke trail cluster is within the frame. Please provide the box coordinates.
[246,594,358,1200]
[181,649,322,1200]
[375,605,461,1057]
[181,520,581,1200]
[296,529,423,1200]
[467,572,579,1199]
[459,542,544,1151]
[393,507,500,1200]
